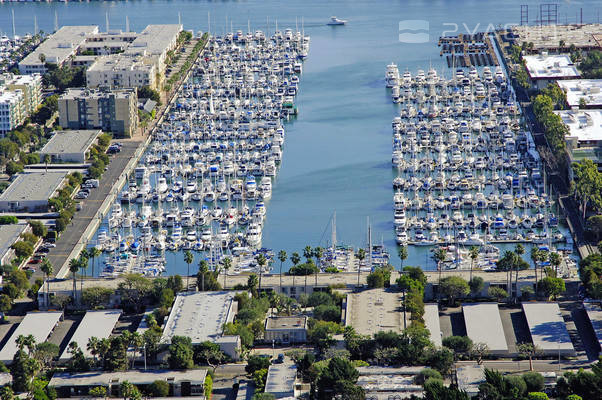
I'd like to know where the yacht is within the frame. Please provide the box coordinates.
[327,16,347,25]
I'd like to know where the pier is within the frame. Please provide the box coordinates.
[439,33,499,68]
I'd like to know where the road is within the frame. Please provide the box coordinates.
[456,359,595,373]
[42,141,141,280]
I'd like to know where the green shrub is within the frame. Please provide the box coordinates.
[522,371,545,392]
[0,216,18,225]
[527,392,549,400]
[147,380,169,397]
[414,368,442,385]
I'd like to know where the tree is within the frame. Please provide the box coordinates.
[276,250,287,291]
[518,343,541,371]
[247,274,259,297]
[222,256,232,289]
[549,252,561,276]
[33,342,59,371]
[0,294,12,313]
[194,341,227,373]
[197,260,208,292]
[68,258,80,305]
[11,241,33,258]
[168,336,193,369]
[440,276,469,305]
[442,336,473,353]
[538,276,565,300]
[470,343,489,365]
[10,347,39,393]
[523,371,545,392]
[314,304,341,322]
[488,286,508,302]
[398,246,408,276]
[469,246,479,282]
[67,341,90,372]
[184,250,193,292]
[39,259,53,308]
[414,368,443,385]
[252,368,268,392]
[148,380,169,397]
[356,248,366,286]
[527,393,549,400]
[316,357,361,399]
[256,253,267,292]
[0,386,13,400]
[89,386,107,398]
[28,220,47,238]
[367,270,385,288]
[433,248,447,301]
[89,247,101,278]
[120,381,141,400]
[426,348,454,374]
[468,276,484,297]
[572,159,602,220]
[246,355,271,374]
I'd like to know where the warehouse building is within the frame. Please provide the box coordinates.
[58,87,138,137]
[462,303,509,355]
[0,171,67,213]
[0,223,30,265]
[0,311,63,363]
[59,310,122,360]
[522,302,575,356]
[39,129,101,163]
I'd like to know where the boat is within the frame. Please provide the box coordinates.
[327,16,347,25]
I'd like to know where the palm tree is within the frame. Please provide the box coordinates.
[68,258,80,305]
[40,258,53,309]
[398,246,408,278]
[313,246,323,286]
[469,246,479,282]
[89,247,101,278]
[303,246,313,264]
[433,248,447,302]
[549,252,561,276]
[43,154,50,172]
[356,248,366,286]
[277,250,287,292]
[531,247,540,295]
[290,252,300,289]
[514,244,525,300]
[184,250,194,292]
[222,256,232,289]
[256,254,267,293]
[198,260,208,292]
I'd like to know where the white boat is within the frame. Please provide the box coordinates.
[327,16,347,25]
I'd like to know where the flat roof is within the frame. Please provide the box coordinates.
[49,369,207,387]
[583,302,602,351]
[40,130,101,157]
[424,303,442,347]
[357,367,423,397]
[512,24,602,50]
[558,79,602,107]
[462,303,508,353]
[61,87,136,100]
[266,316,307,331]
[0,312,63,362]
[523,54,580,80]
[87,55,155,73]
[346,289,403,336]
[456,365,485,395]
[59,310,122,360]
[265,364,296,398]
[0,223,28,258]
[125,24,182,57]
[161,291,236,344]
[522,302,575,355]
[0,171,66,204]
[20,26,99,67]
[555,109,602,143]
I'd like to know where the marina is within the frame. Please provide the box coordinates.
[386,61,570,270]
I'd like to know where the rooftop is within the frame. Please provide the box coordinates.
[0,171,67,204]
[265,315,307,331]
[87,54,155,73]
[558,79,602,107]
[49,369,207,387]
[40,130,101,157]
[346,288,403,336]
[555,109,602,143]
[61,87,137,100]
[356,366,424,398]
[512,24,602,50]
[125,24,182,57]
[0,223,28,258]
[59,310,122,360]
[523,54,580,80]
[0,73,42,86]
[522,302,575,355]
[423,303,442,347]
[20,25,99,66]
[0,312,63,362]
[583,301,602,352]
[462,303,508,353]
[0,89,23,104]
[264,364,297,398]
[456,365,485,395]
[161,291,237,344]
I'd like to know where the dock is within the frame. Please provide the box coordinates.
[439,33,498,68]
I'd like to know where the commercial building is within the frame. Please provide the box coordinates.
[19,25,100,74]
[0,89,24,135]
[522,302,575,356]
[0,171,67,213]
[462,303,509,355]
[345,288,404,336]
[161,291,240,360]
[424,303,442,347]
[50,369,208,398]
[356,366,425,400]
[558,79,602,109]
[264,315,308,344]
[59,310,122,360]
[583,301,602,355]
[58,87,138,137]
[0,73,43,115]
[265,364,297,399]
[0,223,30,265]
[555,109,602,171]
[0,311,63,362]
[39,129,101,163]
[86,55,158,90]
[512,24,602,52]
[523,54,580,89]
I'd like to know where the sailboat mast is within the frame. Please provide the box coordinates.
[331,211,337,248]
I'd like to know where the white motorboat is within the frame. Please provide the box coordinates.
[327,16,347,25]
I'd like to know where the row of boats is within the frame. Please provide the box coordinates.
[384,63,566,268]
[96,28,310,276]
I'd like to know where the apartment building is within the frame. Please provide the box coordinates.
[0,89,25,135]
[0,73,43,115]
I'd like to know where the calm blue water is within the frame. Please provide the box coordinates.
[1,0,595,274]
